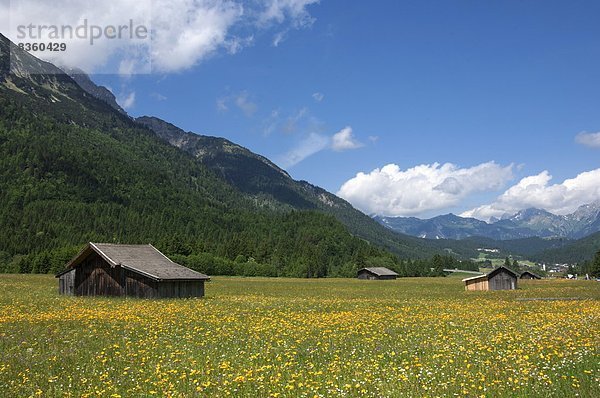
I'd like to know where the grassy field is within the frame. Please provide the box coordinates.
[0,275,598,397]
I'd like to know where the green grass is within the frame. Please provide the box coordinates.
[0,275,599,397]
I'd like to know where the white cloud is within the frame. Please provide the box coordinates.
[151,92,167,101]
[151,0,244,73]
[278,132,329,168]
[259,0,319,28]
[234,91,258,117]
[262,107,317,136]
[283,108,308,133]
[331,126,363,151]
[216,97,228,112]
[118,91,136,109]
[272,30,288,47]
[312,92,324,102]
[461,169,600,220]
[277,124,366,168]
[2,0,319,74]
[262,109,281,135]
[216,91,257,116]
[337,162,514,217]
[575,131,600,148]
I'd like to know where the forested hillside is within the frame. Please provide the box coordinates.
[0,33,448,277]
[532,232,600,264]
[134,116,453,259]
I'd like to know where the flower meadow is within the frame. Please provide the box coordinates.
[0,275,598,397]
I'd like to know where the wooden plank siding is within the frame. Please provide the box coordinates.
[75,252,124,296]
[463,267,518,291]
[489,272,517,290]
[124,269,159,298]
[464,278,488,291]
[59,252,205,298]
[58,269,75,295]
[157,281,205,298]
[357,267,399,280]
[57,243,209,299]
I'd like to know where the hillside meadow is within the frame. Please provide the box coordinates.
[0,275,598,397]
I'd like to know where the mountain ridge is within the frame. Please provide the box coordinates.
[0,32,456,281]
[375,203,600,240]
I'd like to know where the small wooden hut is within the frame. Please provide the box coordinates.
[520,271,542,280]
[463,266,518,291]
[357,267,399,280]
[56,243,210,298]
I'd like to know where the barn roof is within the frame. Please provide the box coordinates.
[462,266,518,282]
[59,243,210,281]
[520,271,542,279]
[358,267,399,276]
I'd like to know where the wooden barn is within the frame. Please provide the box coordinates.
[357,267,399,280]
[520,271,542,280]
[56,243,210,298]
[462,266,518,291]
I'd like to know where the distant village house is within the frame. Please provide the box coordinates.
[56,243,210,298]
[463,266,518,291]
[357,267,399,280]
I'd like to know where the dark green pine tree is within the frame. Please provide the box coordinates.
[591,250,600,277]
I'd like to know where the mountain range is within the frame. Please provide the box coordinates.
[375,203,600,240]
[0,32,456,278]
[1,32,597,270]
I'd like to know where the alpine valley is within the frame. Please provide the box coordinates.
[0,33,456,277]
[0,33,597,275]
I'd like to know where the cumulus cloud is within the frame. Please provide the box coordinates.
[2,0,319,74]
[461,169,600,220]
[331,126,363,151]
[575,131,600,148]
[337,162,514,217]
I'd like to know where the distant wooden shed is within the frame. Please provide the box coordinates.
[463,266,518,291]
[357,267,399,280]
[56,243,210,298]
[520,271,542,280]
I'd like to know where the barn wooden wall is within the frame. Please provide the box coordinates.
[520,274,538,280]
[157,281,204,298]
[357,271,375,280]
[75,253,124,296]
[59,253,205,298]
[489,272,517,290]
[465,279,488,291]
[124,270,158,298]
[58,269,75,295]
[357,271,396,280]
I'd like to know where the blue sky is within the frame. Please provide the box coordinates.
[5,0,600,219]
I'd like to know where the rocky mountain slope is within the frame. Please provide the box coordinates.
[376,203,600,240]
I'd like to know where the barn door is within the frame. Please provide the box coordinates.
[67,275,74,295]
